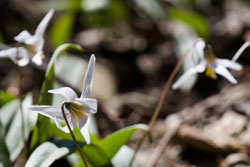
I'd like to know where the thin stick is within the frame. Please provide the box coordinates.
[19,71,28,160]
[129,51,189,167]
[61,103,88,167]
[16,46,28,160]
[145,129,176,167]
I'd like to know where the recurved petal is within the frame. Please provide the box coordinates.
[28,105,66,120]
[48,87,77,100]
[35,9,54,37]
[214,64,237,84]
[0,48,16,58]
[74,98,97,114]
[69,112,77,130]
[32,50,44,65]
[216,58,242,71]
[172,61,206,89]
[16,47,30,66]
[79,116,90,144]
[51,107,76,133]
[81,54,96,98]
[194,38,206,58]
[54,118,70,133]
[14,30,33,43]
[232,41,249,62]
[0,47,30,66]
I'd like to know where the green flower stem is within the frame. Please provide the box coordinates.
[129,51,189,167]
[61,102,88,167]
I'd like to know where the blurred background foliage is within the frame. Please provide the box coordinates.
[0,0,248,97]
[1,0,250,166]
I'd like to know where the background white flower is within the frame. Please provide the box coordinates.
[172,39,248,89]
[28,54,97,144]
[0,9,54,66]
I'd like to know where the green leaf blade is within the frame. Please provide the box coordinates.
[169,8,211,39]
[99,124,148,158]
[82,144,112,167]
[51,13,75,48]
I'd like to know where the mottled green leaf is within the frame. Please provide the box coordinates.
[25,142,70,167]
[4,95,38,161]
[99,124,148,158]
[83,144,112,167]
[0,99,19,134]
[169,8,211,39]
[49,123,86,142]
[51,13,75,48]
[0,122,12,167]
[52,139,86,153]
[0,90,16,105]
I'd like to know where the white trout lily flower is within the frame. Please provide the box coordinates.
[172,39,249,89]
[28,54,97,144]
[0,9,54,66]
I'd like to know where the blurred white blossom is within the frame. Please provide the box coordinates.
[0,9,54,66]
[172,39,248,89]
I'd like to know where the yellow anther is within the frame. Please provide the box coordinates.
[205,65,217,80]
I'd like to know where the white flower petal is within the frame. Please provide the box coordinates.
[232,41,249,62]
[35,9,54,37]
[32,50,44,65]
[69,113,77,130]
[194,38,206,58]
[189,45,196,67]
[28,105,66,120]
[0,47,30,66]
[195,61,207,72]
[172,61,206,89]
[74,98,98,114]
[0,48,16,59]
[81,54,96,98]
[214,65,237,84]
[14,30,32,43]
[16,48,30,66]
[48,87,77,100]
[53,108,76,133]
[54,118,70,133]
[26,36,44,51]
[29,105,77,133]
[216,58,242,71]
[79,116,90,144]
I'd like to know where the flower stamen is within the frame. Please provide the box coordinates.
[65,102,86,119]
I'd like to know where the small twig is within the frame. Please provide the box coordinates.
[16,45,28,160]
[145,129,176,167]
[19,69,28,160]
[129,51,189,167]
[61,102,88,167]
